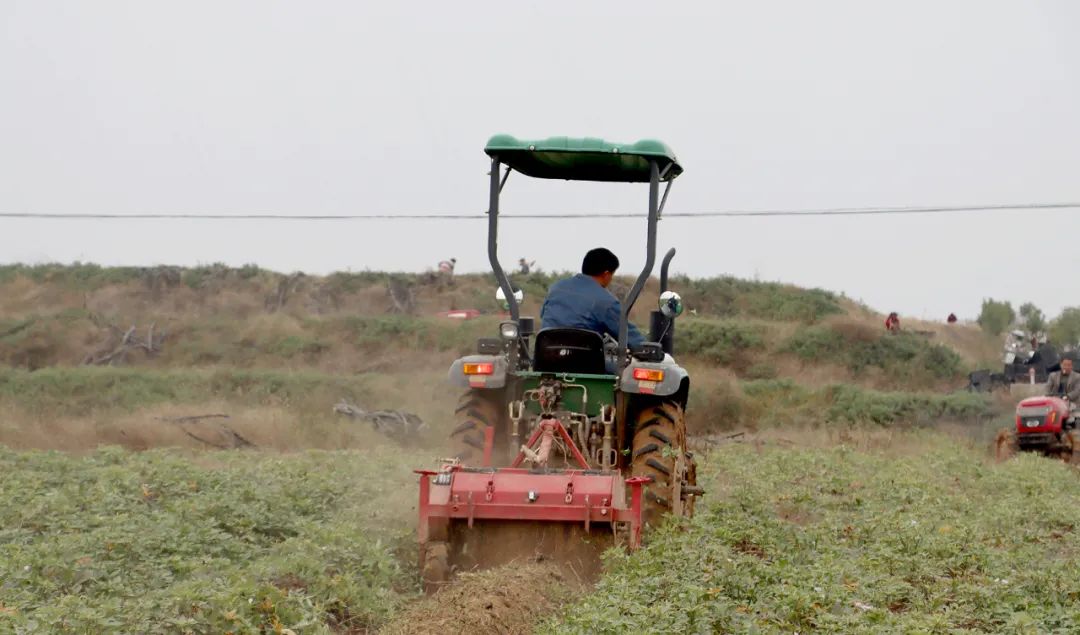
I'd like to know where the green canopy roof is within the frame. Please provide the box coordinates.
[484,135,682,183]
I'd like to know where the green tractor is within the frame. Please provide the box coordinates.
[415,135,699,590]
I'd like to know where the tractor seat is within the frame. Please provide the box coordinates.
[532,328,607,375]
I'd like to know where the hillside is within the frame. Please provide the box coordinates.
[0,263,999,449]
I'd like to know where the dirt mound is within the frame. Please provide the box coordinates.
[381,561,583,635]
[449,520,611,583]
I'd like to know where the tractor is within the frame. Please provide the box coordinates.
[995,395,1080,462]
[414,135,700,592]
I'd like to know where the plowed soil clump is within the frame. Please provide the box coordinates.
[381,561,584,635]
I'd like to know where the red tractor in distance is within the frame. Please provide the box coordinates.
[996,395,1079,462]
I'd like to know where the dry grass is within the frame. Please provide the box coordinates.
[905,317,1001,367]
[0,403,410,453]
[0,368,463,453]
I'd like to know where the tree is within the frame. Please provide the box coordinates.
[1049,307,1080,347]
[977,298,1015,336]
[1018,302,1047,334]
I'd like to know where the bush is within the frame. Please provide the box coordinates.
[671,276,842,323]
[0,262,142,289]
[1019,302,1046,334]
[1050,307,1080,348]
[271,335,330,359]
[336,316,494,354]
[687,380,760,433]
[237,263,261,279]
[977,298,1015,336]
[782,326,845,362]
[688,380,988,432]
[782,325,963,385]
[743,362,778,380]
[678,320,765,366]
[823,385,989,425]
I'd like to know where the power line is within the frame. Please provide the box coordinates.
[0,201,1078,221]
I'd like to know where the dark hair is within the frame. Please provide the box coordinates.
[582,248,619,276]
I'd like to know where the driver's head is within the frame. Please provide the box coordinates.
[582,247,619,288]
[1063,358,1074,374]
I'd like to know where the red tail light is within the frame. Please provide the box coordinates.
[632,368,664,382]
[463,362,494,375]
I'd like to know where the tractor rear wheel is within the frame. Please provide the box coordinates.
[994,428,1017,461]
[449,389,506,466]
[630,400,697,528]
[1060,431,1080,464]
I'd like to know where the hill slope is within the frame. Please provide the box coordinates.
[0,263,1000,450]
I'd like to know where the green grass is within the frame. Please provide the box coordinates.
[0,447,420,633]
[546,440,1080,634]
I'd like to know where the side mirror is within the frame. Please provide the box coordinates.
[659,291,683,319]
[495,286,524,310]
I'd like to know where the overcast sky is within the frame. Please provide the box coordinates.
[1,1,1077,319]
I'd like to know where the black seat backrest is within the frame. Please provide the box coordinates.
[533,328,607,375]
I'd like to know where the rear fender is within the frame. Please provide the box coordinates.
[621,355,688,399]
[448,355,508,389]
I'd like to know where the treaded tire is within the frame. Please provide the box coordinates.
[448,390,505,466]
[631,400,697,528]
[994,428,1017,461]
[420,541,449,595]
[1060,431,1080,464]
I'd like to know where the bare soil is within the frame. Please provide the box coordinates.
[380,560,585,635]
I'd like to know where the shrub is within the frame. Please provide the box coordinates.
[678,320,765,366]
[1049,307,1080,348]
[271,335,330,359]
[336,316,493,355]
[688,380,989,432]
[687,380,760,433]
[782,326,963,385]
[1019,302,1046,334]
[0,262,142,289]
[743,362,778,380]
[671,275,842,323]
[182,263,229,289]
[977,298,1015,336]
[823,384,989,425]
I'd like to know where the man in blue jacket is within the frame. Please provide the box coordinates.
[540,247,645,349]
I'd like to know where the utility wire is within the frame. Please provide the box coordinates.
[0,202,1078,220]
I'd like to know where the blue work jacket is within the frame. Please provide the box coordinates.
[539,274,645,348]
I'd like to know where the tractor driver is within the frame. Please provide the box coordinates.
[540,247,645,350]
[1047,358,1080,403]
